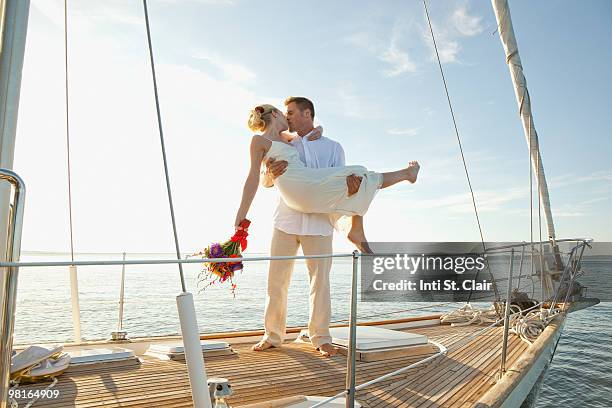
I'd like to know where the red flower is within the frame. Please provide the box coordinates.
[196,219,252,294]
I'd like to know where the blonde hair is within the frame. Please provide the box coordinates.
[248,104,277,132]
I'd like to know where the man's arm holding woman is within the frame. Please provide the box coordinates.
[334,144,362,197]
[260,136,362,196]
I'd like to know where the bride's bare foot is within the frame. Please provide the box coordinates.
[317,343,338,357]
[407,161,420,183]
[348,231,373,254]
[251,340,276,351]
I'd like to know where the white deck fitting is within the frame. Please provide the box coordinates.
[292,396,362,407]
[28,353,71,377]
[330,326,428,351]
[11,345,64,374]
[68,347,135,364]
[148,340,230,354]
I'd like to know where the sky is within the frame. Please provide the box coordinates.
[13,0,612,254]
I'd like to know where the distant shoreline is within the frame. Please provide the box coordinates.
[21,250,270,256]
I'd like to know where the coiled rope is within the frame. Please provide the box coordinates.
[440,303,558,345]
[510,308,556,345]
[440,303,499,326]
[9,377,59,408]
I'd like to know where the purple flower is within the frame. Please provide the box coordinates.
[209,243,223,258]
[231,262,243,272]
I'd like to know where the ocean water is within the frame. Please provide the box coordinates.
[535,303,612,408]
[12,253,612,407]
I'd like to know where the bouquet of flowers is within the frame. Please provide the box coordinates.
[193,219,251,295]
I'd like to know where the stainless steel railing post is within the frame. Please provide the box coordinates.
[0,169,26,408]
[560,241,588,313]
[499,248,514,377]
[549,245,576,310]
[516,243,525,291]
[345,250,359,408]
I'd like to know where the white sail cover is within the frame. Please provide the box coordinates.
[491,0,557,242]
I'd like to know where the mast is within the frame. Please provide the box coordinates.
[491,0,563,273]
[0,0,31,406]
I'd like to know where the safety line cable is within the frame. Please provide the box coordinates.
[142,0,186,292]
[422,0,500,303]
[64,0,75,263]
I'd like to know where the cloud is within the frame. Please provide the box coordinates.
[436,35,460,64]
[336,83,385,119]
[408,187,526,214]
[451,3,484,37]
[548,195,609,219]
[417,148,504,184]
[193,51,256,84]
[549,170,612,189]
[422,2,484,64]
[33,0,235,33]
[345,20,416,77]
[380,22,417,76]
[421,21,460,64]
[159,0,235,4]
[423,106,435,116]
[347,4,483,74]
[387,127,421,136]
[555,211,585,217]
[578,197,608,206]
[344,31,378,54]
[32,0,143,28]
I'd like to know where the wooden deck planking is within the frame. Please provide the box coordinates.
[446,336,528,407]
[360,330,504,407]
[12,323,530,407]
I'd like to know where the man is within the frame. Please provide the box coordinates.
[252,96,361,357]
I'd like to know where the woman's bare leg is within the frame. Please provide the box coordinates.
[380,161,420,189]
[346,162,419,254]
[348,215,373,254]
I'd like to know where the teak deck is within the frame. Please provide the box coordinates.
[13,322,531,407]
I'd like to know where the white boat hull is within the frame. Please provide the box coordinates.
[476,314,566,408]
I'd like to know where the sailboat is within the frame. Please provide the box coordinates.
[0,0,598,407]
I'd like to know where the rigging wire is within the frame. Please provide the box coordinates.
[528,113,545,301]
[496,4,545,303]
[422,0,500,303]
[536,119,546,301]
[530,114,535,295]
[141,0,187,292]
[64,0,75,263]
[524,90,545,300]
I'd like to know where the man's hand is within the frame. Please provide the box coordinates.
[265,158,288,179]
[346,174,363,197]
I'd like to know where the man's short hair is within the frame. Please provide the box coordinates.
[284,96,315,119]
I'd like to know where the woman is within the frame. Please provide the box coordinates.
[234,104,419,253]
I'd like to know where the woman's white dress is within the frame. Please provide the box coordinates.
[264,140,382,219]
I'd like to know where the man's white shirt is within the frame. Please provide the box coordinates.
[273,135,345,236]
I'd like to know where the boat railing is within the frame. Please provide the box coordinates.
[482,238,593,254]
[1,251,361,407]
[0,169,26,408]
[0,184,593,408]
[489,239,592,379]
